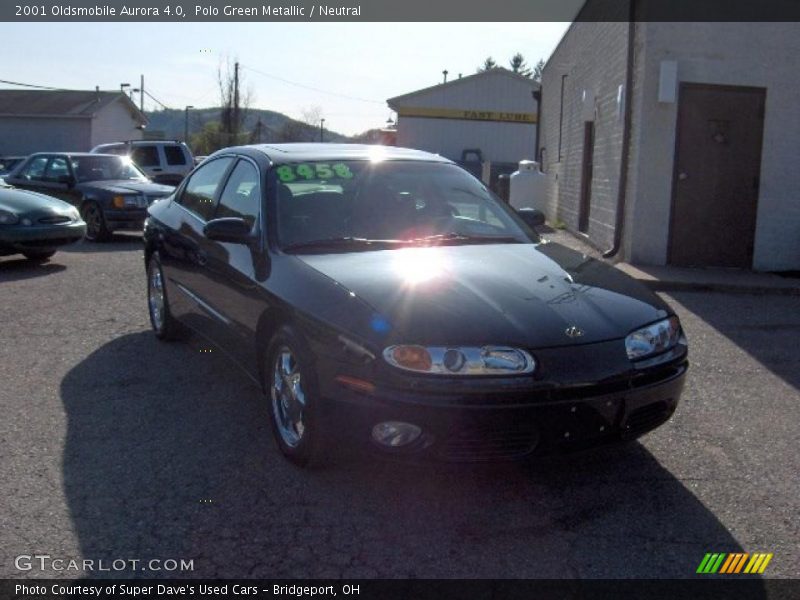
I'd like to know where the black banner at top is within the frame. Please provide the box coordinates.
[3,0,800,22]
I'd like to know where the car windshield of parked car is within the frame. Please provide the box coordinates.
[275,160,538,252]
[71,156,148,183]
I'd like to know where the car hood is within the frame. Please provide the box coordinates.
[76,180,174,195]
[0,187,77,216]
[295,242,672,348]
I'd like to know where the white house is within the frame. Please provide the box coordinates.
[0,89,147,156]
[387,68,539,166]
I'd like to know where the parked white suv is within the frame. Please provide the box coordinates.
[90,141,194,186]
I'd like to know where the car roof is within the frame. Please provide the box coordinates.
[213,143,453,164]
[27,152,118,158]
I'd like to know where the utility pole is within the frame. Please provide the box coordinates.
[184,106,194,143]
[139,74,144,113]
[320,118,325,142]
[233,61,240,144]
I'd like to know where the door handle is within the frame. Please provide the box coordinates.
[678,172,688,180]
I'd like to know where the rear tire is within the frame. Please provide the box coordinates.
[264,325,326,467]
[22,249,56,261]
[81,201,111,242]
[147,253,185,341]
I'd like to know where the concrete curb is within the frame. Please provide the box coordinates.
[615,263,800,296]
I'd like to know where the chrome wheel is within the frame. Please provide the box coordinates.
[148,261,165,332]
[271,347,307,448]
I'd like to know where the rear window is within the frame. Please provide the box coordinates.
[164,145,188,166]
[131,146,160,168]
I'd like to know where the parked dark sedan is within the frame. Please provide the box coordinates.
[143,144,688,466]
[5,153,174,241]
[0,181,86,260]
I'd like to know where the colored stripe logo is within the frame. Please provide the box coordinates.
[697,553,773,574]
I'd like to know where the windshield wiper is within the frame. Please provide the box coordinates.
[413,233,522,245]
[282,237,404,253]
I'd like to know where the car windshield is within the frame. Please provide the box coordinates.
[275,160,538,252]
[71,156,148,182]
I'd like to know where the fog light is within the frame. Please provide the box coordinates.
[371,421,422,448]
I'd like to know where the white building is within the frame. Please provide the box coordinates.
[0,90,146,156]
[387,68,539,165]
[539,7,800,271]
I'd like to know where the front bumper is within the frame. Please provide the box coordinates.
[104,208,147,232]
[0,221,86,250]
[319,358,688,462]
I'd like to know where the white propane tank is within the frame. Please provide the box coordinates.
[509,160,547,211]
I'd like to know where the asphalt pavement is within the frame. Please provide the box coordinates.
[1,235,798,579]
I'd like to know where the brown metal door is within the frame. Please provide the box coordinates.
[669,84,765,268]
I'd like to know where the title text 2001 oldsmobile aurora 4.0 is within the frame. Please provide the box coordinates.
[143,144,687,466]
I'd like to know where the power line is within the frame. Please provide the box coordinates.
[241,65,384,105]
[0,78,73,90]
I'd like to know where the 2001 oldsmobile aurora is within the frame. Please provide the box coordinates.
[143,144,687,466]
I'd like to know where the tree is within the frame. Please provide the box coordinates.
[477,56,497,72]
[509,53,532,78]
[533,59,545,83]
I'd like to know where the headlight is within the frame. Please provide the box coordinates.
[0,209,19,225]
[383,345,535,375]
[625,317,682,360]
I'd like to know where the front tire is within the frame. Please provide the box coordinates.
[264,326,326,467]
[147,254,185,341]
[81,201,111,242]
[22,249,56,261]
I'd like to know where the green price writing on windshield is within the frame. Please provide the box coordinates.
[276,163,354,182]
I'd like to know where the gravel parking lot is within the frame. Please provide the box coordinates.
[1,235,798,579]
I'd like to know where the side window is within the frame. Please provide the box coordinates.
[215,160,261,229]
[177,157,234,221]
[20,156,49,180]
[164,145,188,165]
[130,145,160,167]
[44,157,70,182]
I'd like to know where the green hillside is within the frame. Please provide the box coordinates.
[145,108,350,144]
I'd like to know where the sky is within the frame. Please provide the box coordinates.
[0,22,569,136]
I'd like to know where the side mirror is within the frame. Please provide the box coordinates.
[517,208,546,228]
[203,217,254,244]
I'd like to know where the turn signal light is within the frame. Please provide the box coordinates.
[389,345,433,372]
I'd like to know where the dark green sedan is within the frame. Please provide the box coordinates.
[0,182,86,261]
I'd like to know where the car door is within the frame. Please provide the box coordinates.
[158,156,235,339]
[197,157,266,370]
[38,156,81,205]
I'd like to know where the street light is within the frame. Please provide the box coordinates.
[320,118,325,143]
[184,106,194,143]
[120,83,131,93]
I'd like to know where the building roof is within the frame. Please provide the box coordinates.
[387,68,539,108]
[0,90,147,124]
